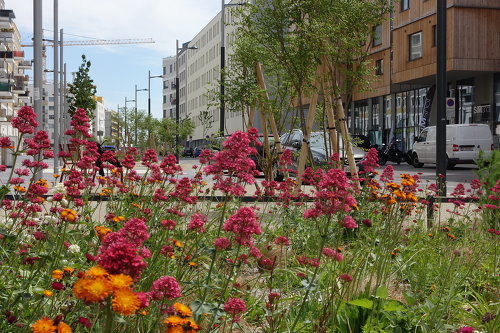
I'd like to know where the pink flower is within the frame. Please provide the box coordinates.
[342,215,358,229]
[12,106,38,134]
[187,213,207,232]
[322,248,343,261]
[457,326,474,333]
[224,297,246,322]
[359,148,379,173]
[149,276,182,301]
[160,219,176,230]
[222,207,262,247]
[214,237,231,250]
[362,218,372,227]
[274,236,290,246]
[339,274,353,282]
[97,234,148,279]
[249,246,263,259]
[380,165,394,182]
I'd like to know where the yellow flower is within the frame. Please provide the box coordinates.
[112,288,141,315]
[57,321,72,333]
[174,302,193,317]
[43,290,53,297]
[32,317,56,333]
[109,274,134,291]
[13,185,27,192]
[52,269,64,280]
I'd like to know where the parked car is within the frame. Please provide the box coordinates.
[412,124,493,168]
[276,129,366,179]
[193,147,202,158]
[102,145,117,152]
[249,135,276,172]
[182,147,195,157]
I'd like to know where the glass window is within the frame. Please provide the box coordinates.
[373,25,382,46]
[409,31,422,61]
[375,59,384,75]
[401,0,409,11]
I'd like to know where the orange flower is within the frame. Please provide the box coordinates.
[53,174,60,179]
[32,317,56,333]
[112,215,125,223]
[60,208,77,222]
[112,288,141,315]
[13,185,27,193]
[57,321,72,333]
[95,226,112,239]
[109,274,134,291]
[188,262,197,267]
[52,269,64,280]
[73,276,111,303]
[172,239,183,248]
[43,290,53,297]
[63,267,75,275]
[164,315,185,326]
[174,302,193,317]
[85,266,109,278]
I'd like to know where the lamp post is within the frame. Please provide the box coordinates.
[175,40,197,160]
[124,97,135,148]
[134,84,148,147]
[148,70,163,145]
[436,0,447,196]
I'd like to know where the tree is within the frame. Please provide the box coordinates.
[67,55,97,118]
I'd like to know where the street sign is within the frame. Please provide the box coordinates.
[446,98,455,119]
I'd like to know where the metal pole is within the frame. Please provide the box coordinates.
[436,0,447,196]
[124,97,128,147]
[59,28,64,139]
[33,0,43,128]
[117,104,120,147]
[148,70,151,145]
[134,84,138,146]
[53,0,59,174]
[220,0,225,136]
[175,39,180,161]
[63,63,67,134]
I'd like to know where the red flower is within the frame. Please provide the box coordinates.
[187,213,207,232]
[339,274,353,282]
[222,207,262,247]
[148,276,182,301]
[224,297,246,322]
[78,316,92,328]
[214,237,231,250]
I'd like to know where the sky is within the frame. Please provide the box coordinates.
[7,0,222,119]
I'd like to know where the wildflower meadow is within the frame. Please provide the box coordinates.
[0,106,498,332]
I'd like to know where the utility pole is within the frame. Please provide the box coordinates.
[436,0,447,196]
[134,85,147,147]
[53,0,59,174]
[220,0,226,137]
[33,0,43,128]
[148,70,162,146]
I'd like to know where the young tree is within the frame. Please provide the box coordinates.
[67,55,97,118]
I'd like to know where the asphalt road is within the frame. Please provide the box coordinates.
[0,157,481,197]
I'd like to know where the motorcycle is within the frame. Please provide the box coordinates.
[376,141,411,166]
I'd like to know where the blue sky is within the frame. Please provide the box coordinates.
[7,0,222,119]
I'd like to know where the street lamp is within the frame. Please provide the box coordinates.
[134,84,148,146]
[175,39,197,160]
[148,70,163,145]
[124,97,135,147]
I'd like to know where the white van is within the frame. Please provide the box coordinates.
[412,124,493,168]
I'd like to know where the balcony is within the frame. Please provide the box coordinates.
[17,60,31,69]
[13,50,24,59]
[12,85,25,94]
[0,51,14,63]
[0,71,10,82]
[18,91,29,101]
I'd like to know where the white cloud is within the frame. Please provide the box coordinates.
[8,0,221,55]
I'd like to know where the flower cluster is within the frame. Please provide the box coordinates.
[222,207,262,246]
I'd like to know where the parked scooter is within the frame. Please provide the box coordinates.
[376,141,410,166]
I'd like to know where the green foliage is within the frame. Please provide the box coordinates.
[67,55,97,118]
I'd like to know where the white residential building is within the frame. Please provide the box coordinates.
[92,96,106,140]
[163,0,248,147]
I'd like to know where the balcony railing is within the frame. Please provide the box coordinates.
[13,50,24,58]
[0,81,10,92]
[18,60,31,68]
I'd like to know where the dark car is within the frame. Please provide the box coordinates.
[182,147,194,157]
[193,147,202,158]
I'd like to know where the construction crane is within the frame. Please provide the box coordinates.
[21,38,155,47]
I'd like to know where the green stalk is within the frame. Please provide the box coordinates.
[103,299,114,333]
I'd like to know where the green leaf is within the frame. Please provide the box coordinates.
[375,285,388,299]
[0,185,10,197]
[382,300,405,312]
[348,298,373,309]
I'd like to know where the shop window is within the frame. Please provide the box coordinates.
[409,31,422,61]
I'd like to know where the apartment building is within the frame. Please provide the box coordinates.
[349,0,500,151]
[104,108,119,144]
[163,0,244,147]
[162,56,177,119]
[92,96,105,140]
[0,3,30,142]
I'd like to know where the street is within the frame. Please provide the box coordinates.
[0,157,480,197]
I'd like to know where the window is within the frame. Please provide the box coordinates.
[170,64,173,73]
[163,95,166,104]
[409,31,422,61]
[432,25,437,47]
[375,59,384,75]
[163,66,166,75]
[401,0,409,11]
[373,25,382,46]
